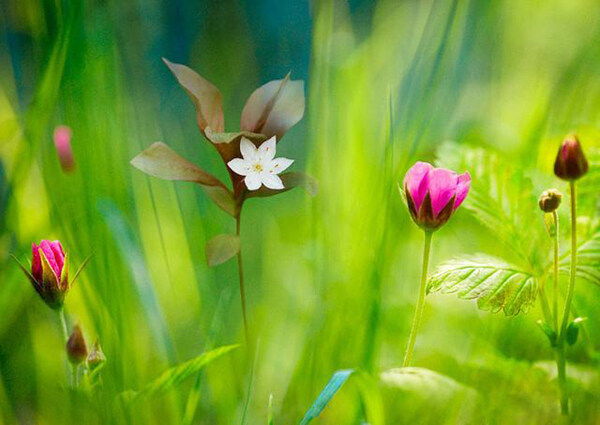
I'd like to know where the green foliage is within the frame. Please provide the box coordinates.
[566,318,587,346]
[130,344,239,400]
[428,256,538,316]
[205,234,240,266]
[560,230,600,286]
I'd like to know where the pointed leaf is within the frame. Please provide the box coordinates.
[536,320,557,347]
[300,369,354,425]
[129,344,239,401]
[241,75,305,140]
[131,142,236,216]
[428,255,538,316]
[566,317,587,346]
[10,254,36,283]
[70,253,92,286]
[163,58,224,134]
[60,252,70,289]
[205,234,241,267]
[205,129,267,145]
[246,172,318,199]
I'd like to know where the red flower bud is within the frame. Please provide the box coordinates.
[66,325,87,365]
[30,240,70,310]
[554,135,588,181]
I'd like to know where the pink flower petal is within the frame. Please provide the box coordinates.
[32,243,42,282]
[403,162,433,212]
[53,126,76,173]
[49,240,65,273]
[428,168,458,217]
[454,172,471,210]
[39,240,60,279]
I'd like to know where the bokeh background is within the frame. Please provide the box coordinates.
[1,0,600,423]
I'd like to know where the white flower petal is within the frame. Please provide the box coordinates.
[261,173,284,190]
[240,137,257,161]
[267,157,293,175]
[244,173,262,190]
[227,158,252,176]
[258,136,277,162]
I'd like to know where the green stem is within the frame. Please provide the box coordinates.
[538,285,553,326]
[58,309,68,343]
[556,181,577,415]
[236,214,249,345]
[552,210,559,332]
[403,231,433,367]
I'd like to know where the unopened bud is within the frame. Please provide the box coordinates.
[87,340,106,372]
[538,189,562,213]
[66,325,87,365]
[554,134,588,181]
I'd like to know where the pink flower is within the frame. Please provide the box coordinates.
[31,240,70,310]
[53,126,75,172]
[403,162,471,231]
[554,134,588,181]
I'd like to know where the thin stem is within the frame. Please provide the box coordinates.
[236,214,250,345]
[58,309,68,343]
[403,231,433,367]
[552,210,559,332]
[556,181,577,415]
[538,285,553,326]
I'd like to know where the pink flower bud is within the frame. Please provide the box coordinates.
[30,240,70,310]
[403,161,471,231]
[53,126,76,173]
[554,134,588,181]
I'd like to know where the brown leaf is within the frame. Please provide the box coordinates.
[163,58,225,135]
[131,142,237,216]
[205,234,241,267]
[240,75,305,140]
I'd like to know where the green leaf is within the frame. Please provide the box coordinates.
[205,128,267,145]
[131,142,237,216]
[299,369,354,425]
[559,230,600,286]
[131,345,239,401]
[162,58,224,135]
[267,394,274,425]
[246,172,318,199]
[536,320,557,347]
[427,256,538,316]
[566,317,587,346]
[240,74,305,140]
[205,234,241,267]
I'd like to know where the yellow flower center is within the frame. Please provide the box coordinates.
[253,163,263,172]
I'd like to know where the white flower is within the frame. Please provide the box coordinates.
[227,136,294,191]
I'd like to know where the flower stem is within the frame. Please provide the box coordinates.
[236,214,250,345]
[58,309,68,343]
[556,181,577,415]
[403,231,433,367]
[552,210,560,332]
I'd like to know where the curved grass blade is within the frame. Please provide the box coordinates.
[299,369,354,425]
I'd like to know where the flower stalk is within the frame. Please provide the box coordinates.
[403,231,432,367]
[236,213,250,345]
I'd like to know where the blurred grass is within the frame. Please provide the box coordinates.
[0,0,600,424]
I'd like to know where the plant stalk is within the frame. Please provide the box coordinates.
[403,231,433,367]
[552,210,560,332]
[58,309,69,343]
[556,181,577,415]
[236,214,250,345]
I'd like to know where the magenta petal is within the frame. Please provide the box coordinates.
[50,240,65,273]
[32,243,42,281]
[39,240,60,279]
[454,172,471,210]
[404,162,433,212]
[428,168,458,217]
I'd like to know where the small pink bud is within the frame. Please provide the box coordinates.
[66,325,87,365]
[403,162,471,231]
[554,134,588,181]
[53,126,76,173]
[30,240,70,310]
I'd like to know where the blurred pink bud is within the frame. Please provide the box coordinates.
[53,126,75,172]
[31,240,70,310]
[403,161,471,231]
[554,134,588,181]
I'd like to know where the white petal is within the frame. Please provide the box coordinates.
[261,173,284,190]
[267,157,293,175]
[244,173,262,190]
[240,137,257,161]
[258,136,277,162]
[227,158,252,176]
